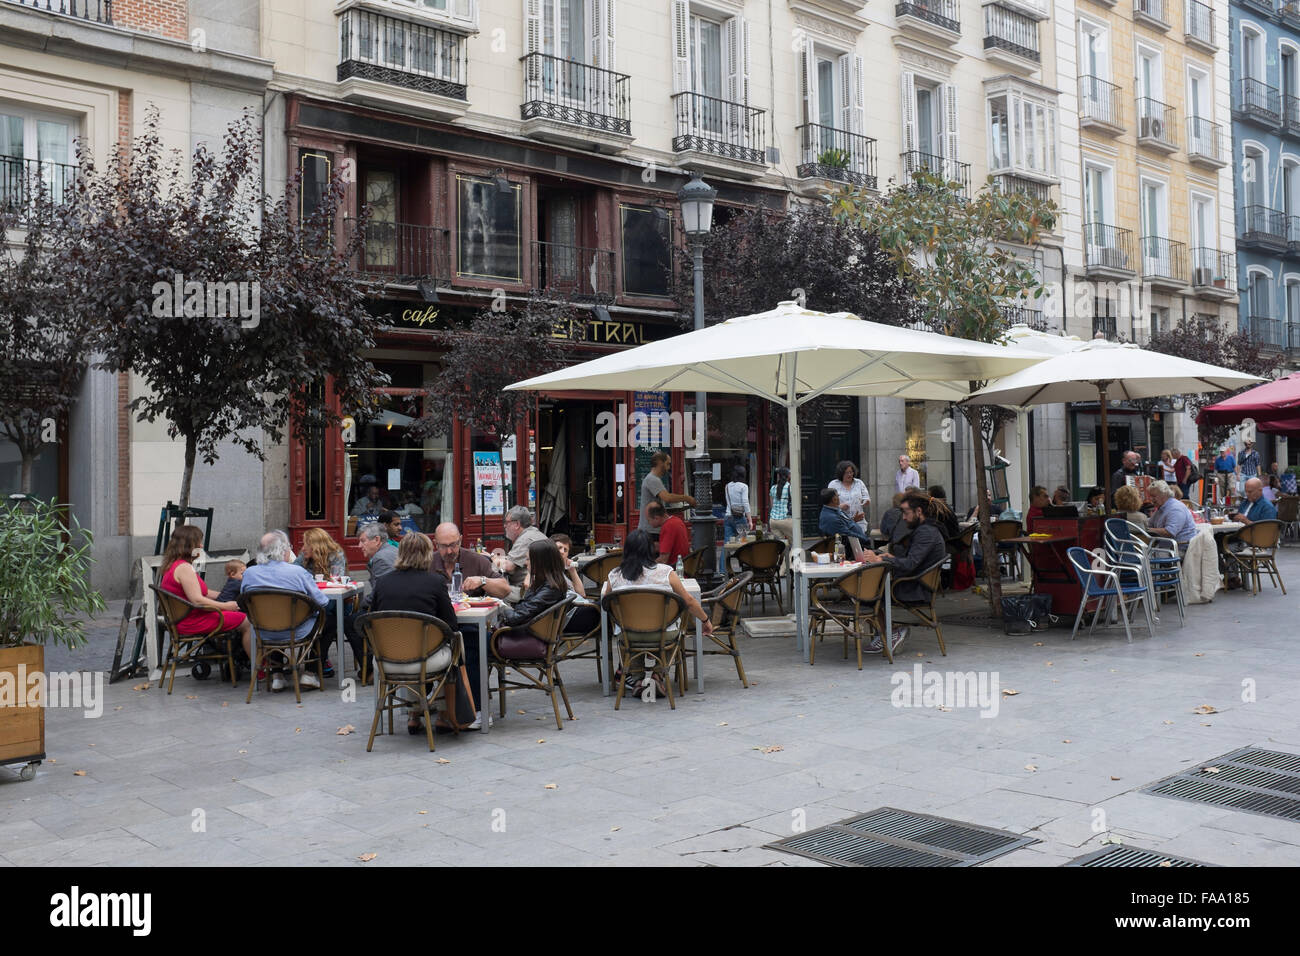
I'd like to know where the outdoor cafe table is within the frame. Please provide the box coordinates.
[1001,534,1079,615]
[1204,520,1246,576]
[451,598,502,734]
[599,576,705,697]
[318,582,364,687]
[791,561,892,664]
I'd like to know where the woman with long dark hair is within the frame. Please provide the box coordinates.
[723,464,752,543]
[602,530,712,633]
[158,524,253,658]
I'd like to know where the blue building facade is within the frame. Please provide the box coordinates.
[1230,0,1300,361]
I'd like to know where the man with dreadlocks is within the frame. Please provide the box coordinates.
[861,491,950,653]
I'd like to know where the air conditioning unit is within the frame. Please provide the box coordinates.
[1139,116,1166,140]
[1192,267,1214,286]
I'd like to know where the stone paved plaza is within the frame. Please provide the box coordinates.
[5,557,1300,868]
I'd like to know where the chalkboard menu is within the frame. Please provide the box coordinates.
[633,391,671,517]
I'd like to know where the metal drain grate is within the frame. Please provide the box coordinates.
[1067,845,1213,867]
[768,807,1037,867]
[1143,747,1300,823]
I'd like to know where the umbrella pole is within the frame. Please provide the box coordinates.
[787,363,802,561]
[1098,382,1112,511]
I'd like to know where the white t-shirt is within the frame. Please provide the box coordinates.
[829,477,870,530]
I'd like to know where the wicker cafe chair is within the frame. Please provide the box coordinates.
[889,558,948,663]
[238,588,327,704]
[694,572,753,687]
[150,585,241,694]
[808,563,888,669]
[680,547,710,580]
[581,551,623,600]
[991,519,1024,579]
[733,539,787,614]
[803,536,836,560]
[354,611,461,753]
[601,588,687,711]
[489,594,578,731]
[1231,520,1286,595]
[1275,495,1300,544]
[555,599,604,684]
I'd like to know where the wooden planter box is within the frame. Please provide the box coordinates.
[0,644,45,767]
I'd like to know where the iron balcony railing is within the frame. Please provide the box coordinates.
[1189,247,1235,288]
[796,123,878,189]
[1136,97,1178,148]
[1241,0,1275,15]
[1282,1,1300,28]
[337,8,468,100]
[1248,315,1285,349]
[896,0,961,32]
[1186,116,1224,162]
[348,219,451,284]
[1079,76,1124,129]
[999,304,1049,331]
[520,52,630,136]
[0,154,78,213]
[1242,204,1288,244]
[1185,0,1215,45]
[991,174,1052,202]
[671,91,766,165]
[1285,94,1300,135]
[1288,215,1300,253]
[1084,223,1135,273]
[1140,236,1187,283]
[1290,323,1300,351]
[4,0,111,23]
[1134,0,1170,25]
[1093,315,1119,340]
[530,241,615,300]
[983,5,1039,60]
[901,150,971,197]
[1236,78,1281,125]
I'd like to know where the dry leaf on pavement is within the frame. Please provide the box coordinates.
[1194,653,1204,657]
[336,725,355,736]
[1192,705,1218,715]
[1002,688,1019,697]
[185,695,198,700]
[1110,776,1121,781]
[1062,739,1071,744]
[358,853,377,862]
[221,702,229,707]
[1202,766,1220,774]
[1033,642,1044,647]
[544,783,558,789]
[132,683,149,691]
[755,745,784,754]
[1024,764,1038,772]
[435,758,450,764]
[73,770,86,776]
[610,826,621,832]
[1158,860,1172,867]
[537,739,546,744]
[1163,720,1174,724]
[417,810,428,815]
[717,721,728,726]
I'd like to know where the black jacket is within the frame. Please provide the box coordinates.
[370,569,458,627]
[885,520,947,604]
[497,584,568,629]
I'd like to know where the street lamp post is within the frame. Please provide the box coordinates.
[678,172,718,584]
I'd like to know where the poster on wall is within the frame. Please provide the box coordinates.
[473,451,504,515]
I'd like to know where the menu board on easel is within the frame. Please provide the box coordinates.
[632,390,671,502]
[473,451,504,515]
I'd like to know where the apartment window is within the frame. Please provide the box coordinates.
[1250,270,1271,318]
[1137,46,1163,102]
[986,83,1058,177]
[456,174,522,281]
[901,73,957,162]
[1141,179,1168,240]
[299,149,331,224]
[1187,65,1210,123]
[1287,279,1300,329]
[1148,306,1168,339]
[620,204,672,298]
[1078,20,1109,82]
[1283,46,1298,97]
[1084,162,1114,225]
[800,42,865,139]
[0,106,77,206]
[1190,193,1215,280]
[1242,26,1263,82]
[1284,159,1300,216]
[1244,147,1266,208]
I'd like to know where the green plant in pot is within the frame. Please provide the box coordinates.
[0,496,105,778]
[816,147,851,171]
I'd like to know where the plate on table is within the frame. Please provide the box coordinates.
[464,599,500,608]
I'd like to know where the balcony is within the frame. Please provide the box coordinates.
[1079,76,1124,135]
[1092,315,1119,341]
[1241,0,1275,15]
[3,0,112,23]
[1234,78,1282,129]
[1136,98,1178,153]
[900,150,971,197]
[983,5,1040,70]
[1290,323,1300,353]
[336,8,469,122]
[1184,0,1216,52]
[1285,94,1300,139]
[1084,223,1136,278]
[1186,117,1227,168]
[991,173,1053,202]
[999,304,1050,331]
[531,241,615,302]
[795,124,878,194]
[0,154,78,216]
[1282,0,1300,28]
[1288,216,1300,258]
[1133,0,1170,30]
[1189,247,1237,300]
[1140,236,1188,290]
[671,92,767,177]
[895,0,961,44]
[1247,315,1285,352]
[1240,205,1288,252]
[520,53,632,153]
[349,220,451,288]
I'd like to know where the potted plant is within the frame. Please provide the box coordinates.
[0,496,105,780]
[1213,274,1228,289]
[816,147,851,172]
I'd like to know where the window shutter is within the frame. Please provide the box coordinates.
[740,16,751,105]
[525,0,542,101]
[942,82,960,170]
[838,53,864,134]
[453,0,472,19]
[604,0,616,71]
[802,37,817,126]
[725,15,749,104]
[591,0,603,67]
[672,0,690,93]
[900,71,916,157]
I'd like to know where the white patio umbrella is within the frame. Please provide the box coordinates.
[507,300,1049,558]
[966,338,1263,505]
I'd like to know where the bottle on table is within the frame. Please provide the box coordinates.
[474,538,483,554]
[451,563,463,600]
[833,539,845,563]
[675,556,684,576]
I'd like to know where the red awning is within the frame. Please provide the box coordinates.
[1196,372,1300,435]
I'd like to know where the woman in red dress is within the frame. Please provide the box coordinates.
[159,524,253,658]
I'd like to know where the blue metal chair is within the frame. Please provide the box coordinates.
[1066,546,1156,643]
[1104,518,1184,627]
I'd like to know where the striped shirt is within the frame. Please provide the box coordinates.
[769,482,791,521]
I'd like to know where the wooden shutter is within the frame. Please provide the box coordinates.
[838,53,864,134]
[672,0,690,93]
[942,82,960,171]
[725,14,749,104]
[524,0,542,101]
[801,37,817,127]
[900,71,916,156]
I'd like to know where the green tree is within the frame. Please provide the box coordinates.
[834,170,1058,613]
[69,109,386,507]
